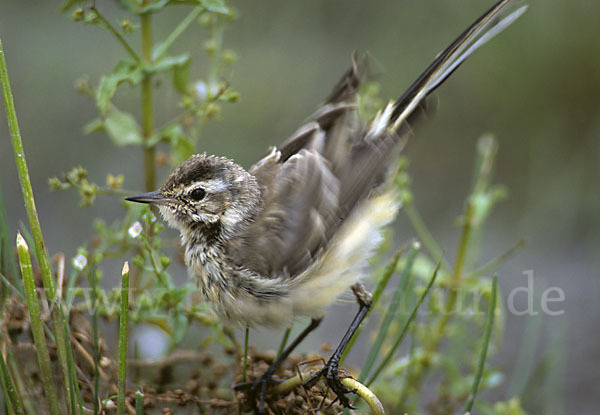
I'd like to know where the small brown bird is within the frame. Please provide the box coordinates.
[126,0,526,410]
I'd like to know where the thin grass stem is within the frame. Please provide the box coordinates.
[89,6,140,62]
[276,328,291,360]
[153,7,204,61]
[367,258,441,387]
[135,391,144,415]
[87,263,100,414]
[118,262,130,415]
[242,327,249,383]
[17,234,61,415]
[358,242,419,382]
[341,243,408,365]
[1,38,74,409]
[0,347,24,415]
[464,275,497,412]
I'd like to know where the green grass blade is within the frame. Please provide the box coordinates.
[276,328,291,359]
[242,327,250,383]
[340,243,408,365]
[464,274,498,413]
[0,271,26,301]
[118,262,130,415]
[17,234,61,415]
[1,39,73,409]
[135,391,144,415]
[366,257,441,387]
[0,347,24,415]
[0,185,21,297]
[87,264,100,415]
[358,242,419,383]
[61,306,84,415]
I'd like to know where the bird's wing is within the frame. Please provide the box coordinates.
[233,0,526,278]
[231,55,367,277]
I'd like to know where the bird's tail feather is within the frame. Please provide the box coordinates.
[389,0,527,133]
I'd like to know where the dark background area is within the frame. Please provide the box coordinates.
[0,1,598,413]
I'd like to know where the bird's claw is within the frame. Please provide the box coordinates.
[324,361,355,409]
[302,360,355,409]
[235,372,282,414]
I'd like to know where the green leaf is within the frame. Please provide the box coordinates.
[150,53,190,74]
[171,311,189,345]
[148,0,230,14]
[60,0,85,12]
[157,124,195,164]
[96,61,143,116]
[199,0,230,14]
[138,0,170,13]
[83,118,104,135]
[90,107,143,146]
[173,57,190,94]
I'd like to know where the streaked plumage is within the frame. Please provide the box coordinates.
[127,0,526,330]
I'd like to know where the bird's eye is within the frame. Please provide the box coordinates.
[190,188,206,201]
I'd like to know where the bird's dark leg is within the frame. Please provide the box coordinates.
[305,282,372,408]
[235,318,322,414]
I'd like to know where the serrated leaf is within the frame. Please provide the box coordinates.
[96,60,143,115]
[104,108,143,146]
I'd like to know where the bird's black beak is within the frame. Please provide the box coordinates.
[125,190,166,205]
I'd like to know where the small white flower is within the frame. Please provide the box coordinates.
[128,221,143,238]
[195,81,219,100]
[72,254,87,271]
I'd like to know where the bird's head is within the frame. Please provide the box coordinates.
[126,153,261,239]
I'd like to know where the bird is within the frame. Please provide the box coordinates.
[126,0,526,411]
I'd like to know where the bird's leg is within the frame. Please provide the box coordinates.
[305,282,372,408]
[235,318,322,413]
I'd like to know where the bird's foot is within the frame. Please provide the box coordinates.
[305,359,356,409]
[234,371,281,414]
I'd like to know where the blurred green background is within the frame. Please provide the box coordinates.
[0,0,598,413]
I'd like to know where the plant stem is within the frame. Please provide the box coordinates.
[0,347,24,415]
[272,371,384,414]
[276,328,291,359]
[1,38,73,412]
[141,8,156,192]
[341,243,408,365]
[359,243,419,382]
[17,234,61,415]
[464,275,497,412]
[404,202,451,273]
[88,263,100,415]
[118,262,130,415]
[135,391,144,415]
[153,7,204,61]
[90,6,140,62]
[366,259,441,387]
[242,327,249,383]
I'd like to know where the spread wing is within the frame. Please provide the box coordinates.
[228,0,526,278]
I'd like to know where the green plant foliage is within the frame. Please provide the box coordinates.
[0,1,547,413]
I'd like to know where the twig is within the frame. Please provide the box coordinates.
[89,5,140,62]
